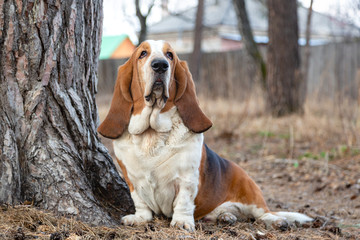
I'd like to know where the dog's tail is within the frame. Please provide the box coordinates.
[260,211,313,226]
[275,211,313,224]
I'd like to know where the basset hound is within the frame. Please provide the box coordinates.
[98,40,313,231]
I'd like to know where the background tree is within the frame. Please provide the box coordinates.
[0,0,134,225]
[135,0,155,44]
[302,0,314,104]
[266,0,303,116]
[233,0,267,88]
[191,0,205,82]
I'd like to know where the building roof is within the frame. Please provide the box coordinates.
[148,0,360,40]
[148,0,234,34]
[100,34,128,60]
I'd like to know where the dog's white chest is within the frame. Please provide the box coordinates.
[113,110,203,217]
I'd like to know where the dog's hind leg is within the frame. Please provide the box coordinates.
[202,201,268,224]
[202,161,313,227]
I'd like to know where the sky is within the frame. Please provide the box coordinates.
[102,0,196,43]
[300,0,359,24]
[300,0,341,12]
[102,0,360,43]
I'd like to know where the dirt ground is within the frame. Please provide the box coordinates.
[1,95,359,239]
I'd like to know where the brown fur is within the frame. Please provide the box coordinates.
[225,161,269,211]
[194,145,227,219]
[160,81,176,113]
[174,61,212,133]
[194,145,269,220]
[116,158,134,192]
[97,60,133,139]
[134,42,150,96]
[98,43,148,138]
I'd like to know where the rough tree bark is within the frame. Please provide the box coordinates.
[191,0,205,82]
[267,0,303,116]
[233,0,266,88]
[135,0,155,45]
[0,0,134,225]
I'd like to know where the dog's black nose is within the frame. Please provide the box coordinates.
[151,59,169,73]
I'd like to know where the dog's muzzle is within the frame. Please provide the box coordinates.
[144,59,169,103]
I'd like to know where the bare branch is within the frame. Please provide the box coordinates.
[191,0,205,82]
[147,0,156,16]
[135,0,156,44]
[135,0,145,20]
[233,0,266,88]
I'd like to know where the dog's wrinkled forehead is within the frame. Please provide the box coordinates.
[146,40,166,58]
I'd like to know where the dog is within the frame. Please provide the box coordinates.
[98,40,313,231]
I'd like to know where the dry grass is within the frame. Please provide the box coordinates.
[199,95,360,162]
[0,204,353,239]
[1,94,359,239]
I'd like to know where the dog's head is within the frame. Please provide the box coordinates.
[98,40,212,139]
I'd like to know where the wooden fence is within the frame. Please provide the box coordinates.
[97,41,360,101]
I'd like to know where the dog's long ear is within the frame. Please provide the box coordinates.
[98,59,133,139]
[174,60,212,133]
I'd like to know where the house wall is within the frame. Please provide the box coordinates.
[220,39,243,51]
[111,38,136,58]
[148,28,227,53]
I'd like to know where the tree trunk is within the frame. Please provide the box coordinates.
[135,0,154,45]
[233,0,266,88]
[0,0,134,225]
[138,17,148,45]
[301,0,314,104]
[267,0,303,116]
[191,0,205,82]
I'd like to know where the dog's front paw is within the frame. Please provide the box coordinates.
[121,214,150,226]
[171,216,195,232]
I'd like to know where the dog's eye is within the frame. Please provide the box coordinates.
[139,51,147,59]
[166,52,173,60]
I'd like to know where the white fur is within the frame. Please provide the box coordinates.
[128,104,176,136]
[259,213,286,226]
[128,106,152,135]
[121,191,153,225]
[204,201,313,226]
[142,40,171,99]
[150,107,176,132]
[203,202,266,222]
[114,108,202,231]
[275,211,313,224]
